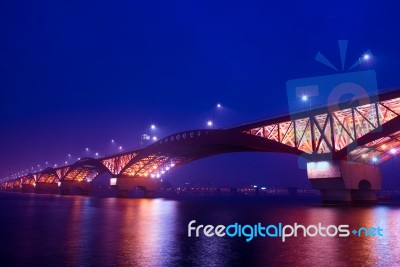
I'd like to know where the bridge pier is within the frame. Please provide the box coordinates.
[60,181,91,195]
[35,182,59,194]
[115,177,161,198]
[307,160,381,204]
[21,184,35,193]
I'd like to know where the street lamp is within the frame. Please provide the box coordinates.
[210,103,222,129]
[141,124,158,147]
[301,95,311,109]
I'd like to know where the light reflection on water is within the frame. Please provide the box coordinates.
[0,193,400,266]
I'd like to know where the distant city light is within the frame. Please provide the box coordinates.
[111,139,115,143]
[152,136,157,141]
[151,124,156,130]
[363,53,370,61]
[302,95,308,101]
[86,148,89,151]
[372,157,378,163]
[362,154,367,159]
[217,103,222,108]
[390,148,397,155]
[119,146,123,150]
[95,152,99,156]
[207,120,213,127]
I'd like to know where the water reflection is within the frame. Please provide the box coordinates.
[0,194,400,266]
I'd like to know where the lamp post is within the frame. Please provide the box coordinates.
[141,124,157,148]
[210,103,222,130]
[301,95,311,110]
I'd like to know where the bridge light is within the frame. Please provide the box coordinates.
[372,157,378,163]
[390,148,397,155]
[207,120,213,127]
[110,178,117,185]
[363,53,370,61]
[153,136,157,141]
[302,95,308,101]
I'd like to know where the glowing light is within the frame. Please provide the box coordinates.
[207,121,213,127]
[119,146,123,150]
[151,124,156,130]
[86,148,89,151]
[372,157,378,163]
[110,178,117,186]
[363,53,370,61]
[111,139,115,143]
[217,103,222,108]
[152,136,157,141]
[166,166,170,171]
[170,163,175,167]
[156,174,161,178]
[151,174,155,178]
[302,95,308,101]
[382,144,387,149]
[362,154,367,159]
[95,152,99,156]
[390,148,397,155]
[68,154,71,157]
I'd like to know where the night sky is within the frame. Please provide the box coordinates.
[1,0,400,188]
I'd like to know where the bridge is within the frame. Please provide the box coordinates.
[2,89,400,203]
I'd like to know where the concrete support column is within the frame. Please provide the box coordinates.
[307,160,381,204]
[60,181,91,195]
[115,176,161,198]
[35,182,59,194]
[21,184,35,193]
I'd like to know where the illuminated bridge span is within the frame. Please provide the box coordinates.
[2,89,400,202]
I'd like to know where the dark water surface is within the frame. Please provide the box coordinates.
[0,193,399,267]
